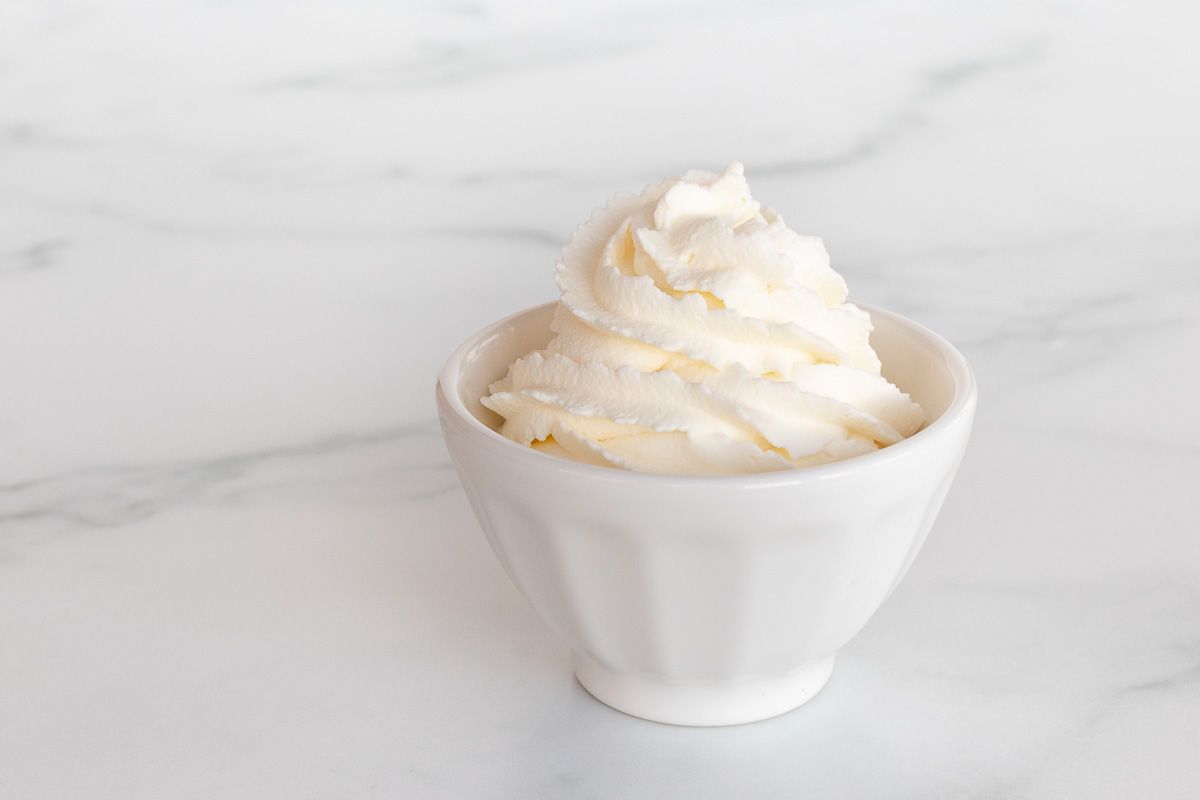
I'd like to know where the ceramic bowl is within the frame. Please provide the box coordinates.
[436,301,975,726]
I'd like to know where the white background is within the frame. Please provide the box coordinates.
[2,1,1198,797]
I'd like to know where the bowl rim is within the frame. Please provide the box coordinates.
[437,300,976,487]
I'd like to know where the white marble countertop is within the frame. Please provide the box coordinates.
[3,1,1198,797]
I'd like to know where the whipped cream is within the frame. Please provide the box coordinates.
[482,163,925,474]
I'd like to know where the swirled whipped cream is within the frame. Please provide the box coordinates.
[482,163,924,474]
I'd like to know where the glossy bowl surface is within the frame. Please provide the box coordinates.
[437,302,976,725]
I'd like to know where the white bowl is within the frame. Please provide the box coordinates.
[436,301,976,726]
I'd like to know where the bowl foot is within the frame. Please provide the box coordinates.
[573,652,835,726]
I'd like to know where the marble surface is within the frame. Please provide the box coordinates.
[2,1,1198,796]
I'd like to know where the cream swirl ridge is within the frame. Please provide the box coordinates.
[482,163,925,475]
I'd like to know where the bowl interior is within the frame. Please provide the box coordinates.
[457,303,558,431]
[454,302,961,433]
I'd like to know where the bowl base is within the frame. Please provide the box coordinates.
[573,652,835,726]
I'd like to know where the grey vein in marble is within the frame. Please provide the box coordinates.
[755,39,1044,177]
[0,423,452,533]
[414,225,562,249]
[0,237,71,273]
[257,37,646,94]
